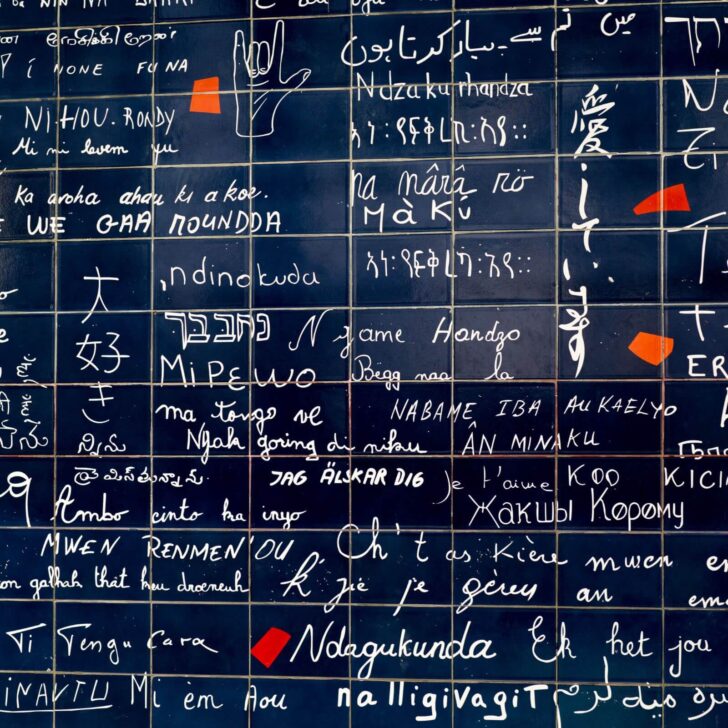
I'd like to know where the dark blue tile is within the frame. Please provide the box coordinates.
[455,306,555,379]
[0,172,55,240]
[665,611,728,684]
[54,530,148,600]
[560,381,661,454]
[355,88,451,159]
[254,90,347,161]
[251,457,347,529]
[56,457,150,529]
[252,530,346,602]
[0,32,55,99]
[57,384,150,455]
[558,456,662,531]
[56,601,150,673]
[352,606,452,679]
[57,312,150,382]
[0,101,56,168]
[665,154,728,229]
[154,456,249,530]
[455,233,555,303]
[256,0,347,16]
[153,678,249,727]
[60,0,151,25]
[0,599,52,669]
[454,456,556,530]
[454,533,556,607]
[0,314,54,382]
[0,457,53,527]
[251,679,347,728]
[250,603,348,677]
[460,158,555,230]
[354,234,451,306]
[158,94,250,166]
[254,236,347,307]
[151,534,248,604]
[155,309,249,385]
[59,240,150,311]
[58,26,153,96]
[255,162,348,234]
[453,608,556,681]
[352,455,452,529]
[0,243,53,311]
[456,82,555,156]
[354,307,450,380]
[559,156,660,228]
[666,381,728,455]
[58,98,153,168]
[155,165,250,238]
[559,609,662,682]
[663,4,728,77]
[558,6,660,79]
[59,167,152,240]
[560,80,659,154]
[353,160,451,233]
[352,13,452,85]
[559,534,663,608]
[455,10,555,82]
[559,305,663,379]
[254,308,347,381]
[252,16,350,88]
[56,675,149,727]
[153,385,247,457]
[159,0,250,20]
[0,3,55,29]
[666,304,728,379]
[155,237,250,309]
[560,231,659,303]
[454,382,555,455]
[353,382,451,455]
[0,386,54,455]
[152,604,248,675]
[253,383,348,458]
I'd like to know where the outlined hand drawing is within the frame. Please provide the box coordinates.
[234,19,312,138]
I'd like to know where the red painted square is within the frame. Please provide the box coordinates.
[189,76,221,114]
[251,627,291,668]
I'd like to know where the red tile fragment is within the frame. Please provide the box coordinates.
[190,77,221,114]
[628,332,675,366]
[633,184,690,215]
[251,627,291,668]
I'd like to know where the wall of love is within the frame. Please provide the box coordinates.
[0,0,726,725]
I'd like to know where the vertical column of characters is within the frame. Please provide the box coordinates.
[661,5,728,721]
[556,2,664,720]
[0,5,57,725]
[53,2,155,722]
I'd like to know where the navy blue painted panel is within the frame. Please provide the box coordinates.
[0,2,726,726]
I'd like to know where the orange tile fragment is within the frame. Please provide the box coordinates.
[628,332,674,366]
[190,77,221,114]
[633,184,690,215]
